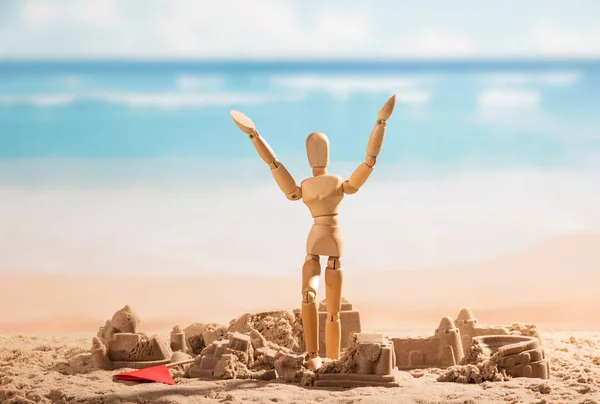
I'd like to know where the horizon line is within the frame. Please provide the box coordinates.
[1,57,600,65]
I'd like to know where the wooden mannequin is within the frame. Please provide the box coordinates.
[230,94,397,370]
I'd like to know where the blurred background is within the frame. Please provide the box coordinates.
[1,0,599,276]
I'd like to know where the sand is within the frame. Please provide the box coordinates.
[1,331,599,403]
[2,234,600,335]
[1,234,600,402]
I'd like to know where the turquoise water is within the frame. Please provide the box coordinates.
[1,60,598,170]
[1,61,600,274]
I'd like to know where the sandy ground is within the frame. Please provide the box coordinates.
[1,331,599,404]
[1,234,599,403]
[1,234,599,334]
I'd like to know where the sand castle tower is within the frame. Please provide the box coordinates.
[111,305,140,333]
[97,305,141,346]
[454,307,477,352]
[455,308,477,327]
[454,307,510,353]
[434,316,464,367]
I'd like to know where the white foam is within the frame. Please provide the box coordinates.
[1,159,598,276]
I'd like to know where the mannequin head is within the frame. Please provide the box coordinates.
[306,132,329,175]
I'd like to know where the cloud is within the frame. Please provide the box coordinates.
[28,94,76,106]
[0,73,432,108]
[2,0,600,59]
[175,75,225,91]
[474,68,588,135]
[1,0,372,59]
[270,75,431,104]
[480,71,580,87]
[531,21,600,57]
[476,89,543,127]
[95,91,275,108]
[0,94,76,107]
[58,75,85,88]
[20,0,120,28]
[0,91,296,108]
[474,87,600,139]
[389,28,478,57]
[478,89,540,109]
[144,2,373,58]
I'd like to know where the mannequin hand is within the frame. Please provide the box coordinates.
[377,94,397,121]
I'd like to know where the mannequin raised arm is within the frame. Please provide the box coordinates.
[230,110,302,201]
[343,94,397,194]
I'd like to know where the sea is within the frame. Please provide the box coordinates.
[0,60,599,275]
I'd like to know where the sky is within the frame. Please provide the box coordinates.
[0,0,599,60]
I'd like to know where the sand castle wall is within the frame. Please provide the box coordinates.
[392,316,464,369]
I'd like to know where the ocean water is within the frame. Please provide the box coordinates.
[0,61,599,275]
[1,61,599,165]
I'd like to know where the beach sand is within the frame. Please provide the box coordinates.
[1,234,599,403]
[1,330,599,404]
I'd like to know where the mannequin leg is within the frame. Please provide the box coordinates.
[325,256,343,360]
[301,254,322,370]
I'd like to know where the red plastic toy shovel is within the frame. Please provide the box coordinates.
[114,358,195,385]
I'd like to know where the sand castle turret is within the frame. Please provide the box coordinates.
[170,325,187,353]
[434,316,464,367]
[111,305,140,333]
[436,316,456,332]
[453,307,510,353]
[91,336,113,370]
[455,308,476,326]
[97,305,141,346]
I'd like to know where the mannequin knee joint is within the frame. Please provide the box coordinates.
[327,312,340,322]
[305,254,319,262]
[303,290,316,304]
[327,256,341,270]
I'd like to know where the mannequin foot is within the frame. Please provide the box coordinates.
[305,352,322,371]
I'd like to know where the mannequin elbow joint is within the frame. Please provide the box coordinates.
[366,156,377,168]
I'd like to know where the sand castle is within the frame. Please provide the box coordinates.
[183,305,395,387]
[392,316,465,369]
[475,335,549,378]
[95,304,548,386]
[316,333,399,387]
[182,322,227,354]
[185,316,399,387]
[91,306,191,370]
[186,311,306,382]
[188,331,280,380]
[388,307,549,381]
[438,334,550,383]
